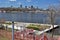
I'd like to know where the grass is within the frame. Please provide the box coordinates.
[0,36,8,40]
[26,26,40,31]
[26,24,51,31]
[0,29,12,40]
[5,28,17,32]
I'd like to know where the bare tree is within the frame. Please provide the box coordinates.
[47,5,57,37]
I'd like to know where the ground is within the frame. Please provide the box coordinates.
[0,36,8,40]
[0,29,12,40]
[0,29,60,40]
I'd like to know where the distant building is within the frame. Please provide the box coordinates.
[20,5,22,8]
[25,6,27,9]
[0,10,1,12]
[36,6,39,9]
[31,5,34,9]
[11,5,13,8]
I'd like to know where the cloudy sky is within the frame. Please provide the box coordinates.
[0,0,59,9]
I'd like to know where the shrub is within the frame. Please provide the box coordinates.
[0,24,5,30]
[26,27,40,31]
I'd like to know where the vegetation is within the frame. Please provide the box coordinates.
[0,24,5,30]
[0,37,8,40]
[26,26,40,31]
[26,24,50,31]
[4,22,16,25]
[7,28,17,32]
[5,22,12,25]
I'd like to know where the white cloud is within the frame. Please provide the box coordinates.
[9,0,16,1]
[26,0,31,2]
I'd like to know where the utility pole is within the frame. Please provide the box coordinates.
[12,21,14,40]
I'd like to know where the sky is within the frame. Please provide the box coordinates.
[0,0,59,9]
